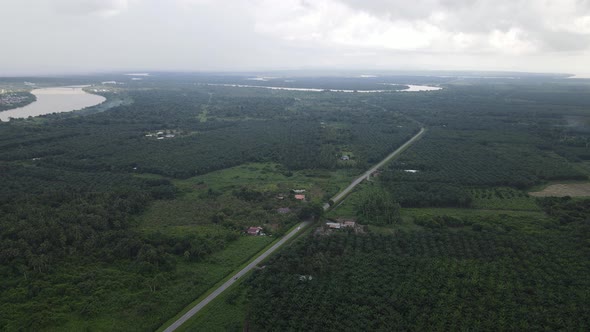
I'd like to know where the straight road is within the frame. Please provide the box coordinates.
[323,127,426,210]
[163,126,426,331]
[162,221,310,332]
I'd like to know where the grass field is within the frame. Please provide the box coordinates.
[138,162,357,236]
[174,162,356,200]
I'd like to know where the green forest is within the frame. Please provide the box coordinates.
[246,199,590,331]
[0,74,589,331]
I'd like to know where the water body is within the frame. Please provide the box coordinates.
[380,84,443,92]
[0,86,106,121]
[206,83,442,93]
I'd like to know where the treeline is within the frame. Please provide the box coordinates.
[538,197,590,226]
[0,87,420,178]
[355,187,401,225]
[0,162,246,330]
[387,130,585,189]
[380,180,472,208]
[374,126,585,209]
[0,164,181,274]
[245,212,590,331]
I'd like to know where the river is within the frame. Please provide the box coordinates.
[0,86,106,121]
[205,83,442,93]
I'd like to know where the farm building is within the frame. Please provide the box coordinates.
[247,226,263,236]
[294,194,305,201]
[326,222,341,229]
[326,219,357,229]
[341,155,350,161]
[338,219,356,228]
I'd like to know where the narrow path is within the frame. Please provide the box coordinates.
[162,221,310,332]
[323,127,426,210]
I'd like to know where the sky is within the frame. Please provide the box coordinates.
[1,0,589,75]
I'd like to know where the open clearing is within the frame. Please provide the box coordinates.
[529,182,590,197]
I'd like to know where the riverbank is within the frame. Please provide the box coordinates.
[0,86,106,121]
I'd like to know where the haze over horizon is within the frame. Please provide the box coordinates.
[1,0,590,76]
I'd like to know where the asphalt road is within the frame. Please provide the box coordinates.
[162,221,310,332]
[162,127,425,331]
[323,127,426,210]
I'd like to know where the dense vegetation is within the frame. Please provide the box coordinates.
[362,82,590,210]
[0,76,420,330]
[246,201,590,330]
[241,77,590,331]
[355,187,401,225]
[1,74,589,330]
[0,88,418,178]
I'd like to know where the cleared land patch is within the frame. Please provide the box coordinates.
[529,182,590,197]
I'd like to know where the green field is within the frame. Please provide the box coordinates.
[138,162,356,237]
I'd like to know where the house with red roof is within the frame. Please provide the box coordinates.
[247,226,263,236]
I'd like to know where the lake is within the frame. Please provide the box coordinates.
[0,86,106,121]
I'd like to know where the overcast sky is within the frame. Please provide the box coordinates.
[1,0,589,75]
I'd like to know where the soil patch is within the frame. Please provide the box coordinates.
[529,183,590,197]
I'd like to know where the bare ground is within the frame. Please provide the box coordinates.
[529,183,590,197]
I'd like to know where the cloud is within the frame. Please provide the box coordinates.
[1,0,589,74]
[253,0,444,51]
[489,28,537,55]
[252,0,590,55]
[51,0,138,17]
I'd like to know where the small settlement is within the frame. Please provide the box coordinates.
[246,188,309,236]
[145,130,176,139]
[325,218,357,229]
[0,92,30,107]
